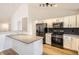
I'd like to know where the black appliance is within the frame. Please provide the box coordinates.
[52,22,64,48]
[36,23,47,44]
[53,22,63,28]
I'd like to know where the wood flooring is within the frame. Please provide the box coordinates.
[0,44,78,55]
[43,44,78,55]
[0,49,18,55]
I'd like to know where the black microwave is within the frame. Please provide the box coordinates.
[53,22,63,28]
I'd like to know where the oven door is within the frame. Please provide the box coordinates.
[51,37,63,48]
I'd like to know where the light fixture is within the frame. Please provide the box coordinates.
[40,3,57,7]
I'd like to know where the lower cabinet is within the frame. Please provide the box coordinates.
[63,36,72,50]
[71,37,78,51]
[45,33,52,45]
[63,35,79,51]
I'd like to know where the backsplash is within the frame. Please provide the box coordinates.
[47,28,79,35]
[64,28,79,35]
[47,28,53,33]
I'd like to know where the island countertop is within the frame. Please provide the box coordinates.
[7,34,43,44]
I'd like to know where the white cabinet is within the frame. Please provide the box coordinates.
[76,15,79,27]
[56,17,64,23]
[63,36,72,49]
[63,16,69,28]
[0,33,11,51]
[71,37,78,51]
[43,19,53,28]
[0,35,5,51]
[63,35,79,51]
[45,33,52,45]
[69,15,76,28]
[78,39,79,54]
[63,15,76,28]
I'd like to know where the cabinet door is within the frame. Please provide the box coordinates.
[69,15,76,28]
[0,35,5,51]
[78,39,79,54]
[71,38,78,51]
[63,36,72,49]
[63,16,69,28]
[77,15,79,27]
[57,17,64,23]
[45,33,51,45]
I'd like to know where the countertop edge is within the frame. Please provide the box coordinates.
[7,35,43,44]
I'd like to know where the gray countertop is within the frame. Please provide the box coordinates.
[64,34,79,38]
[7,34,43,44]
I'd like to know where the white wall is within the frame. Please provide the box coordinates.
[11,4,33,35]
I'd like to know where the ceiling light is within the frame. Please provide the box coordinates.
[40,3,57,7]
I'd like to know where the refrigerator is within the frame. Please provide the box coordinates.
[36,23,47,44]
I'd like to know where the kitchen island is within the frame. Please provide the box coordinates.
[5,34,43,55]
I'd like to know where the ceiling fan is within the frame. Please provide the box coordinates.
[39,3,57,7]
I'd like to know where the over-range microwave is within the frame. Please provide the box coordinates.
[53,22,63,28]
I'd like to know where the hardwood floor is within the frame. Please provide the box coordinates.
[43,44,78,55]
[0,49,18,55]
[0,44,78,55]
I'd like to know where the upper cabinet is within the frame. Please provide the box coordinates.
[76,15,79,27]
[69,15,76,28]
[38,14,78,28]
[53,17,64,23]
[44,19,53,28]
[56,17,64,23]
[63,15,76,28]
[63,16,69,28]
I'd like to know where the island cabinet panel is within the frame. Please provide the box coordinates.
[12,39,43,55]
[0,33,11,52]
[4,37,13,50]
[5,35,43,55]
[13,39,34,55]
[33,39,43,54]
[0,35,5,51]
